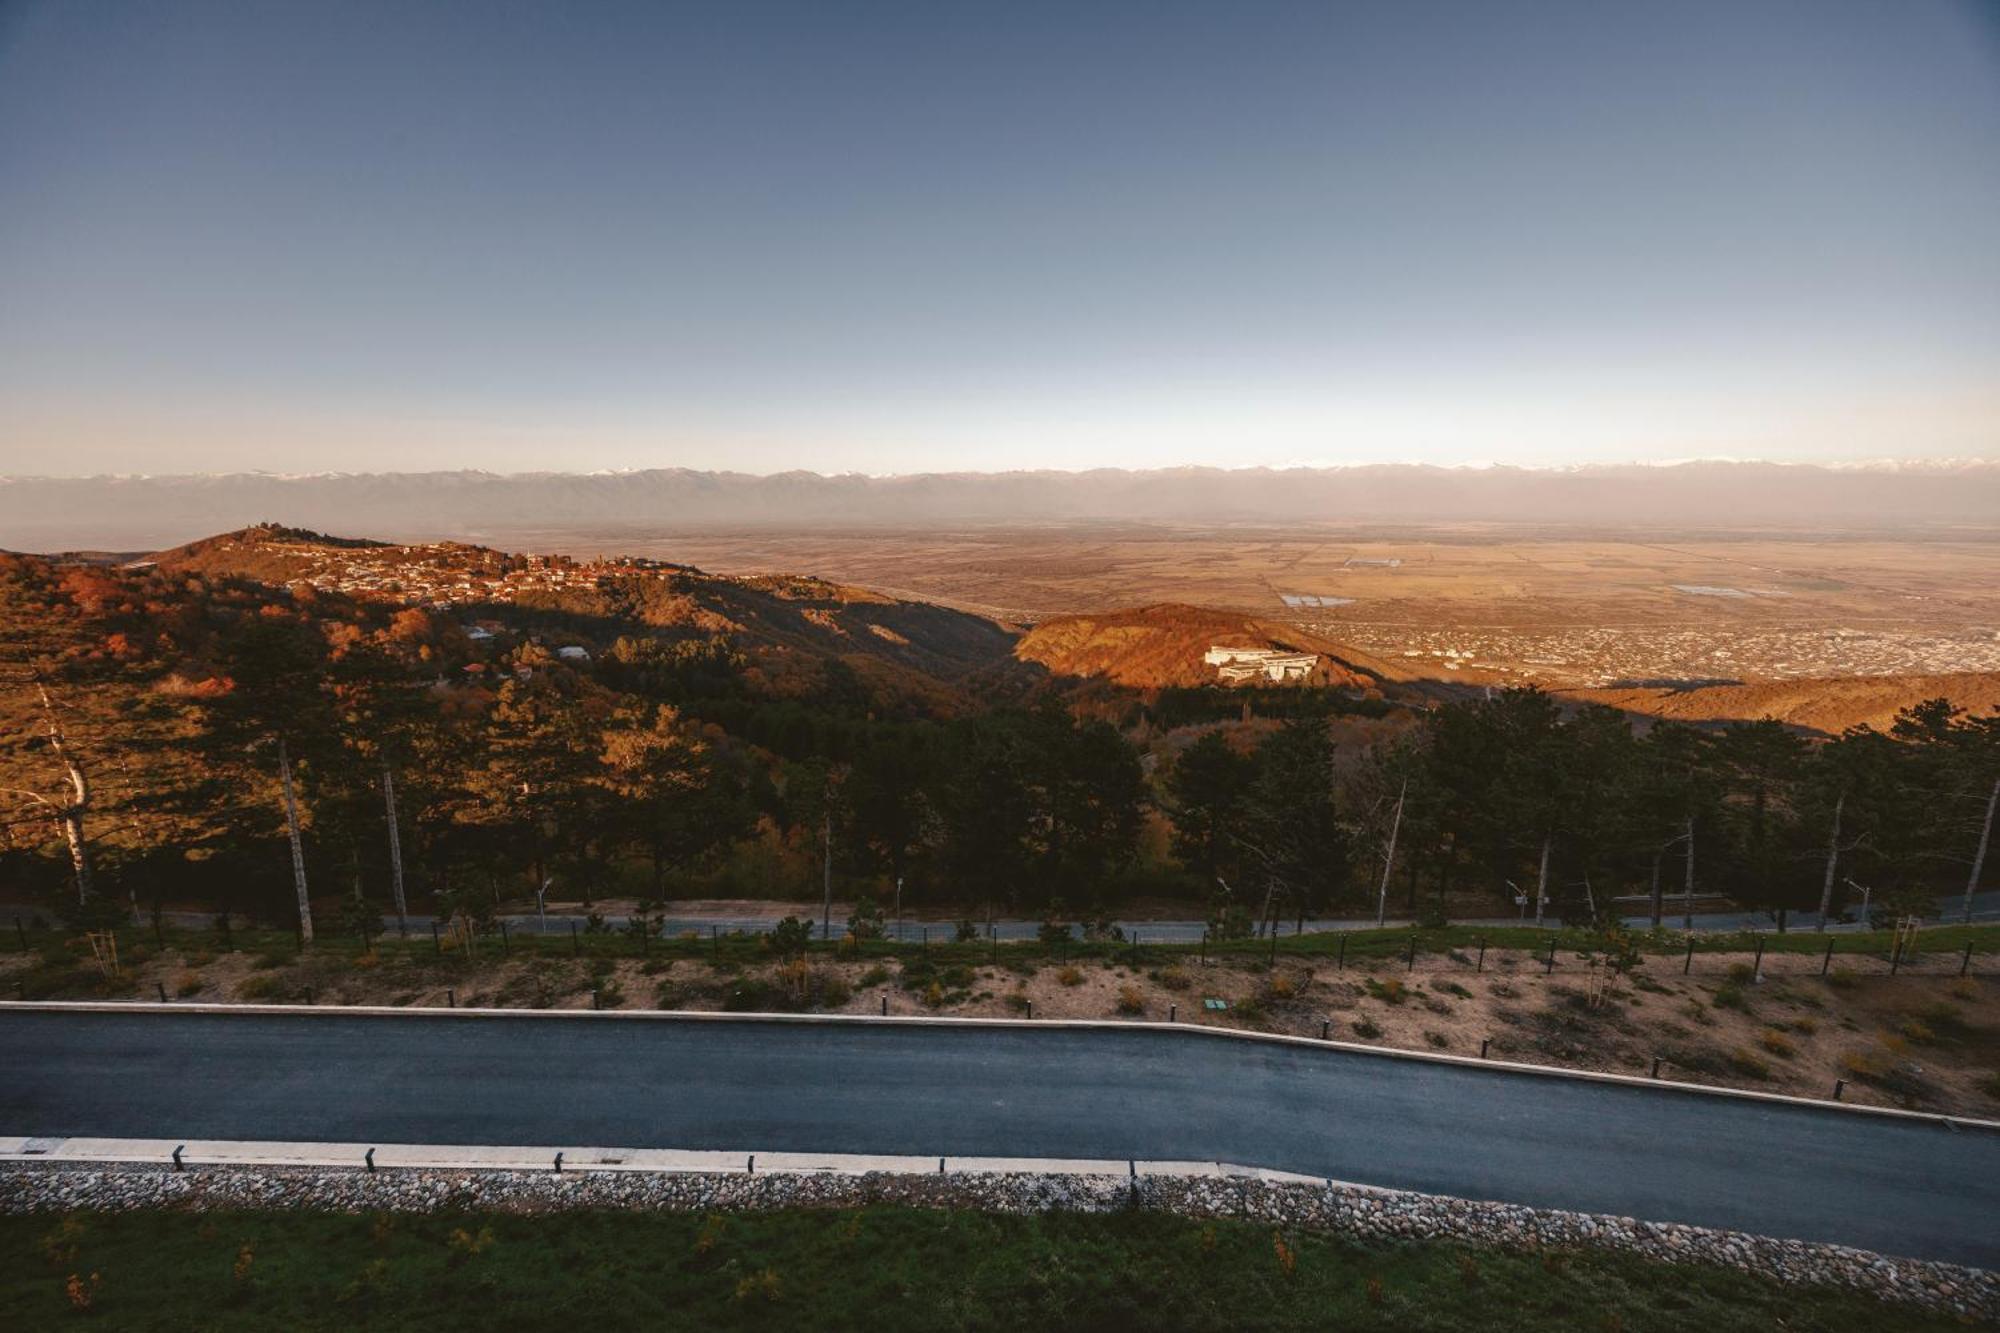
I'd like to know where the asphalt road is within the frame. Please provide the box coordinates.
[3,1008,1995,1266]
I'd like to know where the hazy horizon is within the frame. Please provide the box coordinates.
[4,0,1997,477]
[7,459,1999,553]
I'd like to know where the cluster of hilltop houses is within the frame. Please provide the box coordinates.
[1203,646,1318,683]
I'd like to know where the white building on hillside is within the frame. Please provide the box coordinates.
[1204,646,1318,682]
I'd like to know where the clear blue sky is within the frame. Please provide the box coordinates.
[2,0,1996,476]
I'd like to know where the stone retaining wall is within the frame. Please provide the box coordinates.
[2,1162,1991,1322]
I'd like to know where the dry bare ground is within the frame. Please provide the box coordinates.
[10,941,1996,1120]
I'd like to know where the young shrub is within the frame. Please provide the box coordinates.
[237,974,284,1002]
[734,1268,782,1303]
[1352,1017,1382,1040]
[1424,1031,1450,1050]
[1711,982,1750,1013]
[1727,962,1755,984]
[1272,1233,1296,1278]
[1266,972,1298,1001]
[1364,977,1407,1005]
[1757,1028,1796,1058]
[173,970,205,998]
[1004,990,1031,1013]
[1057,966,1084,987]
[66,1272,101,1312]
[1825,968,1859,991]
[1840,1049,1886,1078]
[1725,1048,1770,1080]
[1155,966,1191,992]
[1115,985,1144,1016]
[858,965,890,988]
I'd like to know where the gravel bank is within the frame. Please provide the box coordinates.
[3,1161,1991,1321]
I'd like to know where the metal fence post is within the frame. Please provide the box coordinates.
[1476,938,1485,973]
[1962,941,1974,977]
[1822,938,1835,976]
[1684,937,1695,975]
[1752,936,1764,980]
[1544,937,1556,974]
[1406,935,1416,973]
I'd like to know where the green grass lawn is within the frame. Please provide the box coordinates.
[0,1205,1961,1331]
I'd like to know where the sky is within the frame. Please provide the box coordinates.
[1,0,1996,477]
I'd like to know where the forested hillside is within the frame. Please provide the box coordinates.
[1,528,1995,940]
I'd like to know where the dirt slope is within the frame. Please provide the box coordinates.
[1562,672,2000,735]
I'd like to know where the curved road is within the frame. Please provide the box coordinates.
[2,1007,1995,1267]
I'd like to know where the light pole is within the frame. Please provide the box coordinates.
[1844,877,1872,930]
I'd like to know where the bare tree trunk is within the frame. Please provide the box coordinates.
[39,681,93,905]
[381,764,408,936]
[1376,777,1405,928]
[1532,834,1551,928]
[1682,814,1696,931]
[278,736,313,944]
[1649,844,1664,929]
[1966,775,1998,925]
[1815,790,1845,931]
[820,810,832,940]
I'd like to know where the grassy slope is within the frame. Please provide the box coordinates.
[1,1206,1961,1332]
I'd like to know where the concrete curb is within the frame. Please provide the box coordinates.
[0,1135,1328,1183]
[7,999,1997,1134]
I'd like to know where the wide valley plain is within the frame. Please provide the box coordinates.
[504,524,2000,692]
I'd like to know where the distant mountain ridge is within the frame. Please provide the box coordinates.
[6,460,1999,551]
